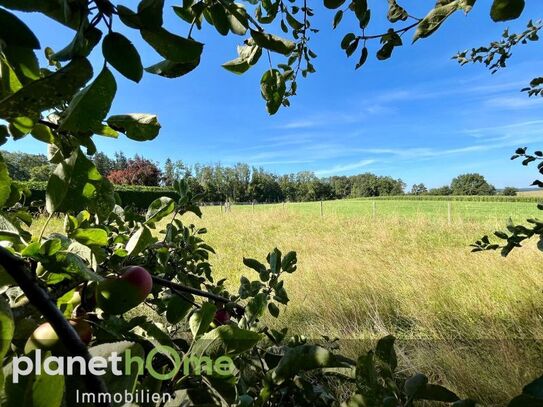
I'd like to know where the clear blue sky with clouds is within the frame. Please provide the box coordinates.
[4,1,543,188]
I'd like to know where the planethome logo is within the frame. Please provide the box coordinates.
[11,345,234,383]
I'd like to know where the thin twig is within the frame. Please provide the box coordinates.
[357,20,420,40]
[0,248,111,407]
[151,275,244,312]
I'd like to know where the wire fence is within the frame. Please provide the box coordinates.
[200,199,541,223]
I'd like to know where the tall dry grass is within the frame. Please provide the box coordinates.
[183,207,543,405]
[30,206,543,404]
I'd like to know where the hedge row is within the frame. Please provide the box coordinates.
[18,181,543,210]
[18,182,179,210]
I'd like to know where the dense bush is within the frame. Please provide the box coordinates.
[451,173,496,196]
[18,182,179,210]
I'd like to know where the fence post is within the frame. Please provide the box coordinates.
[252,202,255,213]
[447,201,451,224]
[372,201,376,219]
[320,201,323,217]
[220,203,224,213]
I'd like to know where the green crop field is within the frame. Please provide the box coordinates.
[31,197,543,405]
[212,198,541,223]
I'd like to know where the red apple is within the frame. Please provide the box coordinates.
[214,309,231,325]
[96,266,153,315]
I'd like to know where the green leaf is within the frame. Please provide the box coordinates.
[243,258,267,274]
[0,153,12,208]
[117,5,142,29]
[209,3,230,35]
[51,27,102,62]
[523,375,543,400]
[324,0,346,9]
[32,363,64,407]
[268,302,279,317]
[166,294,194,324]
[138,0,164,29]
[189,302,216,338]
[0,7,40,49]
[145,197,175,224]
[106,114,161,141]
[271,345,352,384]
[260,69,286,115]
[375,335,397,371]
[388,0,408,22]
[0,296,14,361]
[490,0,524,21]
[46,148,115,221]
[102,32,143,83]
[333,10,343,28]
[72,228,108,247]
[416,384,459,402]
[404,373,429,398]
[191,325,262,358]
[0,58,93,120]
[145,58,200,78]
[222,43,261,75]
[341,33,356,49]
[126,225,156,256]
[141,28,203,63]
[413,1,474,42]
[222,58,250,74]
[8,116,34,139]
[0,264,15,286]
[3,46,40,84]
[93,124,119,138]
[227,6,249,35]
[251,30,295,55]
[0,54,23,99]
[59,67,116,133]
[89,341,144,396]
[246,292,267,321]
[0,0,84,29]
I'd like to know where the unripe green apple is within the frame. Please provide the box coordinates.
[95,266,153,315]
[24,319,92,354]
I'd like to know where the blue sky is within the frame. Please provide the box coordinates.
[4,2,543,188]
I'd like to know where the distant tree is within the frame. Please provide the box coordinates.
[411,183,428,195]
[451,173,496,195]
[113,151,129,171]
[428,186,452,196]
[92,152,115,177]
[278,174,297,202]
[107,156,162,186]
[249,169,283,202]
[351,173,405,197]
[163,158,192,186]
[163,158,176,186]
[29,164,54,182]
[329,176,352,199]
[502,186,518,196]
[1,151,49,180]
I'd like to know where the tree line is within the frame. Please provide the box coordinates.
[3,150,517,202]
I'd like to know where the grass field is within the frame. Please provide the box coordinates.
[32,198,543,405]
[216,198,541,223]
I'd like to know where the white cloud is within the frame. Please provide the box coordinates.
[484,96,543,109]
[315,159,376,176]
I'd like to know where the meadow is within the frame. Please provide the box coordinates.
[33,198,543,405]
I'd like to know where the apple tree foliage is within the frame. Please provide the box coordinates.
[0,0,541,406]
